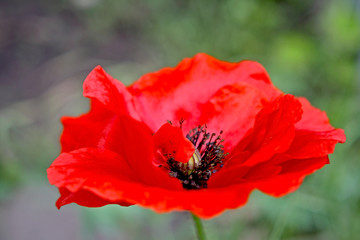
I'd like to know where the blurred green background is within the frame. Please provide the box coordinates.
[0,0,359,239]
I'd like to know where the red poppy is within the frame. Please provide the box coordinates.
[47,53,346,218]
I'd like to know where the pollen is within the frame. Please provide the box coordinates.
[166,124,227,190]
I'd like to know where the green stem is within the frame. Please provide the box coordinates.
[191,212,207,240]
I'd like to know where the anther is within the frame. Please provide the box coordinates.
[163,122,226,190]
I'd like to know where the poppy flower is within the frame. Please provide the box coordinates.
[47,53,346,218]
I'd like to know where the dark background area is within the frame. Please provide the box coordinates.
[0,0,359,239]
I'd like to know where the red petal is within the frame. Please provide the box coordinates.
[296,97,341,131]
[284,97,346,158]
[128,53,281,132]
[83,65,140,120]
[48,148,138,203]
[228,95,303,168]
[60,100,115,152]
[198,83,268,151]
[61,108,179,187]
[212,95,345,195]
[56,187,132,209]
[49,147,256,218]
[256,156,329,196]
[286,129,346,158]
[135,184,254,219]
[153,123,195,164]
[48,148,183,208]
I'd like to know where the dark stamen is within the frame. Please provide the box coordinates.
[179,118,185,129]
[165,121,227,190]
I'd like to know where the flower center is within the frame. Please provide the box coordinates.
[166,124,227,189]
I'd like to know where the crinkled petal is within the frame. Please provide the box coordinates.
[60,100,115,152]
[61,111,180,188]
[48,148,138,208]
[56,187,132,209]
[285,97,346,159]
[83,65,140,120]
[211,95,345,192]
[198,83,268,151]
[256,156,329,196]
[226,94,302,168]
[48,147,255,218]
[153,123,195,164]
[128,53,281,132]
[210,161,282,188]
[133,184,254,219]
[286,129,346,158]
[48,147,183,209]
[296,97,340,131]
[214,94,344,187]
